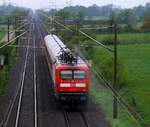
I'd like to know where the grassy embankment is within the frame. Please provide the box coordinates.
[0,25,17,95]
[87,33,150,126]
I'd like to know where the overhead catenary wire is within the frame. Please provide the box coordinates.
[0,18,29,50]
[38,11,113,52]
[0,31,27,49]
[37,12,148,126]
[37,13,78,64]
[38,12,73,32]
[15,23,28,31]
[79,30,113,52]
[14,21,32,127]
[94,68,148,127]
[36,15,51,34]
[80,26,114,30]
[79,48,148,127]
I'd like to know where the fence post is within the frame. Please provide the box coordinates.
[113,23,118,119]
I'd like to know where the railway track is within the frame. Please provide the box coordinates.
[0,18,38,127]
[0,13,111,127]
[63,110,92,127]
[14,20,38,127]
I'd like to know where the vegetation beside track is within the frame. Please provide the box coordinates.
[118,44,150,124]
[0,45,17,95]
[90,71,140,127]
[41,10,150,126]
[0,25,14,40]
[96,32,150,45]
[0,32,5,39]
[88,44,150,125]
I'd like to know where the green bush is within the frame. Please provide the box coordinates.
[0,66,9,95]
[0,46,17,95]
[87,47,126,88]
[102,36,115,45]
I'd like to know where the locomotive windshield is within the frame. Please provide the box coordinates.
[60,70,72,79]
[60,70,85,79]
[74,70,85,79]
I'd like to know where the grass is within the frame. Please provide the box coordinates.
[0,32,5,40]
[118,22,144,29]
[96,33,150,45]
[90,70,141,127]
[88,44,150,125]
[118,44,150,124]
[0,66,9,95]
[0,47,17,95]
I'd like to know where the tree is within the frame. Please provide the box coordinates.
[142,16,150,32]
[55,10,70,20]
[77,12,84,21]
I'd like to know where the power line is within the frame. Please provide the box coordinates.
[38,11,113,52]
[79,48,148,127]
[37,11,149,126]
[0,31,27,49]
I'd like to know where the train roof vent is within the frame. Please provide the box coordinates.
[58,48,78,65]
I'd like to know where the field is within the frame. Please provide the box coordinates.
[88,43,150,125]
[96,33,150,45]
[119,44,150,123]
[82,32,150,124]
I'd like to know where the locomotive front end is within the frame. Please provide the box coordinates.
[55,64,90,104]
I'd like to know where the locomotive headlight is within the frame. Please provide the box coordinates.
[60,83,70,87]
[76,83,86,87]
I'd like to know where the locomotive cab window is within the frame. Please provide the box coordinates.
[74,70,85,79]
[60,70,86,79]
[60,70,72,79]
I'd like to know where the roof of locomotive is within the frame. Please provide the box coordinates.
[44,35,86,65]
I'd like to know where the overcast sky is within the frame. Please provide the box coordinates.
[0,0,150,9]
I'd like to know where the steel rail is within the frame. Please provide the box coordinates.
[80,111,92,127]
[33,23,38,127]
[79,49,147,127]
[14,22,32,127]
[63,111,71,127]
[0,33,29,127]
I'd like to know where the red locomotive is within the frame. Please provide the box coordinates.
[44,35,90,105]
